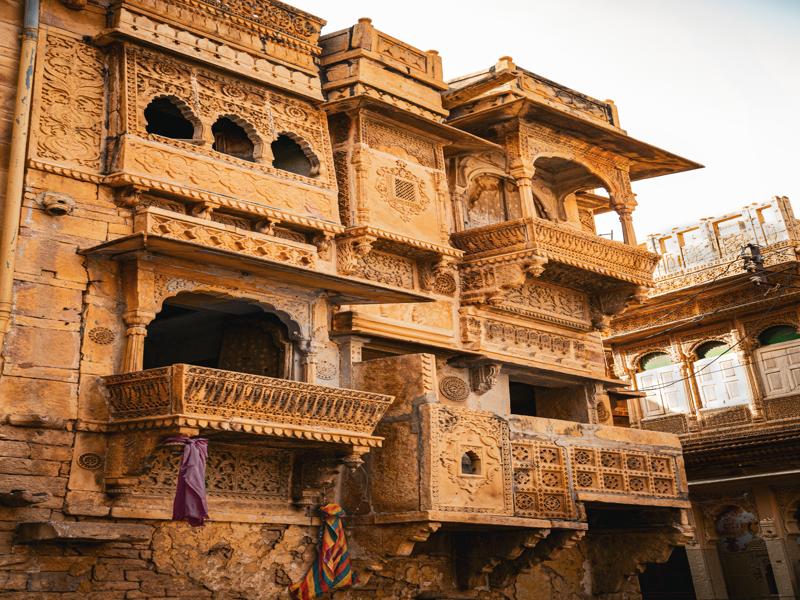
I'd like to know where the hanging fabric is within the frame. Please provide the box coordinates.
[165,436,209,527]
[289,503,356,599]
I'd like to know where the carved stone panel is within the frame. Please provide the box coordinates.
[511,441,578,520]
[33,33,105,172]
[137,443,292,502]
[424,404,513,515]
[501,280,590,329]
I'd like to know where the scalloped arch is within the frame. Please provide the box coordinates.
[273,130,320,177]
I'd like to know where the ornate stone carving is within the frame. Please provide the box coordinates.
[470,364,502,395]
[103,364,393,446]
[137,207,317,269]
[426,405,513,515]
[88,327,116,345]
[78,453,104,471]
[364,118,437,169]
[501,280,590,329]
[511,441,577,519]
[569,447,679,499]
[438,376,470,402]
[138,443,291,502]
[452,217,658,287]
[375,160,431,222]
[36,34,104,171]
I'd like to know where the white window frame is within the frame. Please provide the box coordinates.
[694,351,751,409]
[756,338,800,399]
[635,363,690,418]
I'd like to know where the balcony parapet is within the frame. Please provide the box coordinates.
[103,364,393,447]
[372,404,688,530]
[451,217,659,288]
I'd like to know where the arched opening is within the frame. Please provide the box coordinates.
[531,156,608,224]
[758,324,800,346]
[756,324,800,398]
[634,352,689,417]
[462,174,522,230]
[715,506,778,598]
[695,341,728,360]
[212,117,255,162]
[640,352,672,371]
[692,341,750,409]
[460,451,481,475]
[271,134,317,177]
[144,97,197,141]
[143,293,293,379]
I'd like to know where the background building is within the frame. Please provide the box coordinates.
[608,197,800,600]
[0,0,701,597]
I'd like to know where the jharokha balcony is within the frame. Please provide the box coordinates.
[103,364,393,448]
[452,216,660,294]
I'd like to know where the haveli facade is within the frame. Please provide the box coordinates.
[608,197,800,600]
[0,0,702,598]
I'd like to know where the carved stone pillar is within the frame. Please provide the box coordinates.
[121,310,154,373]
[679,352,702,426]
[614,204,638,246]
[509,167,537,220]
[624,366,643,427]
[300,340,325,383]
[738,337,766,420]
[685,542,730,600]
[120,259,157,373]
[351,145,370,225]
[451,188,466,233]
[761,520,799,599]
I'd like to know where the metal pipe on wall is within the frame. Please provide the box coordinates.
[0,0,40,358]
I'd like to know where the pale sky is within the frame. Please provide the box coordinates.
[298,0,799,241]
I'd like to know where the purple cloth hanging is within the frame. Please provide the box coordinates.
[165,437,209,527]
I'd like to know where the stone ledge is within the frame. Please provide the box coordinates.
[16,521,153,544]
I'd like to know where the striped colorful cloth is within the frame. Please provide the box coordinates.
[289,503,355,599]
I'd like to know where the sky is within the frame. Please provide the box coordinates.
[297,0,799,241]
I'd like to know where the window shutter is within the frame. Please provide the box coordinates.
[696,353,750,408]
[661,365,689,413]
[757,340,800,398]
[636,371,664,417]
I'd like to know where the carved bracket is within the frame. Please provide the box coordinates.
[590,285,649,333]
[469,363,502,395]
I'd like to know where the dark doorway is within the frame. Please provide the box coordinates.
[639,546,697,600]
[143,294,291,378]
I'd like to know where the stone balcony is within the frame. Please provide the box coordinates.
[102,364,393,448]
[452,217,659,292]
[349,355,688,537]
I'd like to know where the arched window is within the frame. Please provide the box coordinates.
[695,341,728,360]
[461,451,481,475]
[144,97,196,140]
[143,294,293,378]
[640,352,672,371]
[212,117,255,162]
[693,342,750,409]
[758,325,800,346]
[756,325,800,398]
[635,352,689,417]
[271,134,317,177]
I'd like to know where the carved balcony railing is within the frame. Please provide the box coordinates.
[451,217,659,288]
[368,403,688,530]
[103,364,394,447]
